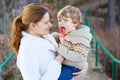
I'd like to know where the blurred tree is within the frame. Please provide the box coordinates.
[27,0,40,4]
[117,0,120,25]
[0,0,43,34]
[0,13,4,34]
[44,0,68,10]
[72,0,88,7]
[107,0,115,30]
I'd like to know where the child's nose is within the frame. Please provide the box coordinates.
[59,20,64,25]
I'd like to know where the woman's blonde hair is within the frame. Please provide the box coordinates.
[57,5,83,27]
[9,3,48,54]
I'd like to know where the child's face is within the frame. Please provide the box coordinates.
[58,16,76,34]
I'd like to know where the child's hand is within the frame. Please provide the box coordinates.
[55,55,64,63]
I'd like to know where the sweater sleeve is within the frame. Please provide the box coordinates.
[58,44,88,62]
[17,45,62,80]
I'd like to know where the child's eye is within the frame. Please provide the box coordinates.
[63,19,68,22]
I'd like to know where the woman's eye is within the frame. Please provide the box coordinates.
[45,22,48,24]
[58,20,61,22]
[45,21,49,24]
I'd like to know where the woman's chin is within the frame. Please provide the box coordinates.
[44,32,50,35]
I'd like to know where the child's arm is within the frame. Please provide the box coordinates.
[58,43,88,62]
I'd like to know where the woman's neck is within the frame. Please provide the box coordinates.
[26,30,44,38]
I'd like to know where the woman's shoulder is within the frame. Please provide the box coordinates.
[21,31,45,45]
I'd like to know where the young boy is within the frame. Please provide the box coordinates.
[56,5,92,80]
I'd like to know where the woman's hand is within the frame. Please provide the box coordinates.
[51,32,60,43]
[55,54,64,64]
[72,64,88,79]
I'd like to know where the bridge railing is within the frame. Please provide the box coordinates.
[85,9,120,80]
[0,52,15,79]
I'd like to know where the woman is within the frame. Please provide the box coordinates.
[10,3,87,80]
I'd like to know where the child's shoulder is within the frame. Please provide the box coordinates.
[78,25,90,31]
[74,25,92,41]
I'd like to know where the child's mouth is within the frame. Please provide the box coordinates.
[60,26,65,38]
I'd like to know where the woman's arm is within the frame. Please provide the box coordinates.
[17,45,62,80]
[18,56,62,80]
[55,54,64,63]
[51,32,60,44]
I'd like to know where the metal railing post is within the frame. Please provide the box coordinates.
[90,38,94,53]
[112,61,117,80]
[0,53,15,70]
[94,40,100,69]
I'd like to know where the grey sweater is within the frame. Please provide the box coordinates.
[58,25,92,69]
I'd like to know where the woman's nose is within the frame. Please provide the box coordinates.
[49,22,52,27]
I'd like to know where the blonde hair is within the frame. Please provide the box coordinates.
[57,5,83,27]
[9,3,48,54]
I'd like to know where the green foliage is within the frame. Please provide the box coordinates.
[72,0,88,7]
[47,0,54,3]
[56,0,67,10]
[47,0,69,10]
[99,4,108,9]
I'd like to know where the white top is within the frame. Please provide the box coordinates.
[17,31,62,80]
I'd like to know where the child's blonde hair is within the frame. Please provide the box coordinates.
[57,5,83,27]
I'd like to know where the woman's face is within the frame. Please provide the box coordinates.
[30,12,52,37]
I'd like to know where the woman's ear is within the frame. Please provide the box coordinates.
[29,22,36,29]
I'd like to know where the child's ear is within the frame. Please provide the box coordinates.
[73,22,79,27]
